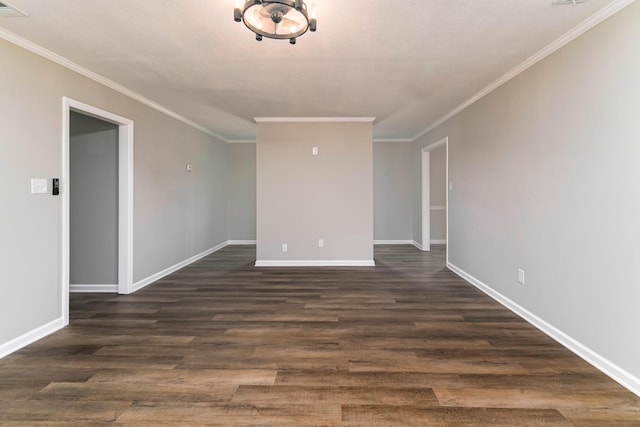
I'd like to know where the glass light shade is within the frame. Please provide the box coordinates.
[242,0,311,40]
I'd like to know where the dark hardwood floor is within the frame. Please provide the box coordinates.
[1,245,639,426]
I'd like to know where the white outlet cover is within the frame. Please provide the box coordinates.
[518,269,525,284]
[312,147,318,155]
[282,244,288,252]
[31,178,48,194]
[318,239,324,247]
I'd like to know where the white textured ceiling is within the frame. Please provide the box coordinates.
[0,0,620,141]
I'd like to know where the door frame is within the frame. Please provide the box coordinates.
[61,97,134,324]
[420,137,449,261]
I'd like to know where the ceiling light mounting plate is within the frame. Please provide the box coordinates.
[551,0,586,5]
[234,0,317,44]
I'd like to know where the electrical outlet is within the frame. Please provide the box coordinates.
[312,147,318,155]
[318,239,324,248]
[282,243,288,253]
[518,269,525,285]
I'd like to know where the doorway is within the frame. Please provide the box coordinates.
[69,111,118,292]
[420,137,449,261]
[62,98,133,325]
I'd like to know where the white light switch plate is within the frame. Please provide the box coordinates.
[31,178,48,194]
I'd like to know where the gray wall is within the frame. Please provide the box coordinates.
[69,112,119,285]
[430,144,446,242]
[373,141,413,241]
[228,143,256,241]
[135,121,228,279]
[227,140,414,244]
[413,1,640,380]
[0,37,228,347]
[256,121,374,262]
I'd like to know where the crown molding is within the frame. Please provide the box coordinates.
[412,0,636,142]
[228,137,413,144]
[373,138,413,143]
[0,25,230,143]
[254,117,376,123]
[227,139,257,144]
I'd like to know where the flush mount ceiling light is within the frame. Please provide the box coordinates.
[234,0,317,44]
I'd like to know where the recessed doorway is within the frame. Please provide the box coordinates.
[69,111,119,292]
[61,98,133,325]
[420,137,449,262]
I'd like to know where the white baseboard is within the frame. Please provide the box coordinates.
[374,240,414,245]
[255,260,376,267]
[447,261,640,398]
[131,241,229,293]
[0,317,65,359]
[228,240,256,245]
[411,240,447,250]
[69,284,118,293]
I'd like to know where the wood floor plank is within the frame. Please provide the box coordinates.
[115,401,342,426]
[232,385,439,406]
[559,408,640,426]
[435,387,640,410]
[87,368,277,386]
[0,244,637,425]
[0,400,130,422]
[33,381,237,403]
[341,405,572,426]
[6,354,179,370]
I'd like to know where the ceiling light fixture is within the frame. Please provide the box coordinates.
[234,0,317,45]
